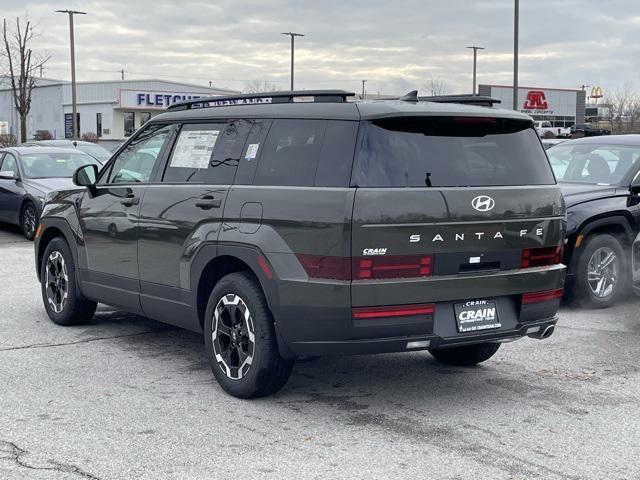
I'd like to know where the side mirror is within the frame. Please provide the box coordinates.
[0,170,17,180]
[631,184,640,196]
[73,164,98,187]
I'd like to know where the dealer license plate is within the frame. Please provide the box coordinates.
[454,299,501,333]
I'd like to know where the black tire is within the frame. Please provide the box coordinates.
[21,201,38,240]
[40,237,97,326]
[568,233,626,309]
[204,272,294,398]
[429,342,500,367]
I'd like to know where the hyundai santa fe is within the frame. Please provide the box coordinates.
[34,90,566,398]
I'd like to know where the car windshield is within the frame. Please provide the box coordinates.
[76,144,111,163]
[548,143,640,185]
[20,152,100,179]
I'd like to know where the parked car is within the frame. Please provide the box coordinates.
[0,147,100,239]
[571,123,612,137]
[547,135,640,307]
[22,140,112,164]
[534,121,571,138]
[34,90,566,398]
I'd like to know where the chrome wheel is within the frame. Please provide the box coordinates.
[212,294,255,380]
[587,247,618,298]
[22,204,36,238]
[45,251,69,314]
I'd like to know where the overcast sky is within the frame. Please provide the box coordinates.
[1,0,639,97]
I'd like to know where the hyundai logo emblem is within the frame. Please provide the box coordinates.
[471,195,495,212]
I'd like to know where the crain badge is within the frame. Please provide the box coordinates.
[471,195,495,212]
[362,248,387,256]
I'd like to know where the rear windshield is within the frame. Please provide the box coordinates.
[353,117,555,187]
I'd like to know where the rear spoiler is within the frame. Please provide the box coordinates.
[419,95,501,107]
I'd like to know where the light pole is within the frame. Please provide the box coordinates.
[513,0,519,111]
[56,9,86,140]
[281,32,304,91]
[361,79,367,99]
[466,46,485,95]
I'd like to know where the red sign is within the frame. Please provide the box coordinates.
[523,90,548,110]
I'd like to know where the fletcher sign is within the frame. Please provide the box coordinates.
[119,89,209,110]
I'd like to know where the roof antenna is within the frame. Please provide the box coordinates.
[400,90,419,103]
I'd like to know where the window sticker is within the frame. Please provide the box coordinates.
[170,130,220,169]
[245,143,260,160]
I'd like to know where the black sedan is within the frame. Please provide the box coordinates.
[547,135,640,308]
[0,147,100,239]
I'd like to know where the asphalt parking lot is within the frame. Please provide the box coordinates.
[0,224,639,480]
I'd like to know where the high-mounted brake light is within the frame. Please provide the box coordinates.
[296,254,434,281]
[352,303,435,319]
[521,289,563,305]
[521,245,563,268]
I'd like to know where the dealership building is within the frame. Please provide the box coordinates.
[479,84,586,127]
[0,78,237,141]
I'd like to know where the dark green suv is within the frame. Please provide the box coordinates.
[34,90,566,398]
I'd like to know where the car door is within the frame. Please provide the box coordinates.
[137,120,250,329]
[77,123,175,313]
[0,153,25,224]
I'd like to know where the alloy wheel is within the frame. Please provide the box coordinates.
[22,204,36,238]
[212,294,256,380]
[45,251,69,314]
[587,246,618,298]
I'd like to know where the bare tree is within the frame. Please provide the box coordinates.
[423,77,449,97]
[243,79,281,93]
[1,17,49,142]
[606,84,636,133]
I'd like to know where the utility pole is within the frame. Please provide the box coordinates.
[56,9,86,140]
[281,32,304,90]
[466,46,485,95]
[121,68,125,80]
[512,0,519,111]
[361,80,367,99]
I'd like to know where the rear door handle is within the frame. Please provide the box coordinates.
[195,195,222,209]
[120,195,140,207]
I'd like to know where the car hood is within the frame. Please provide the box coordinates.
[22,177,75,194]
[560,183,618,207]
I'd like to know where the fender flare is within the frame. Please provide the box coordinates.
[189,242,280,315]
[577,215,634,244]
[36,217,81,279]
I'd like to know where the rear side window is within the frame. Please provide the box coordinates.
[253,119,326,187]
[353,117,555,187]
[163,121,249,184]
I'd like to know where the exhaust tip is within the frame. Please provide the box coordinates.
[541,325,555,339]
[527,324,555,340]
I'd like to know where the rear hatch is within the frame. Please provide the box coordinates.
[351,115,565,308]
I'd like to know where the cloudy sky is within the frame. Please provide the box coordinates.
[1,0,639,97]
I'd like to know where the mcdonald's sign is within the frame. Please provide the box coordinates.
[590,86,603,99]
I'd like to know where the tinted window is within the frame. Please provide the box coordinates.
[108,124,172,184]
[549,144,640,185]
[253,119,326,186]
[315,121,358,187]
[20,152,99,178]
[353,117,555,187]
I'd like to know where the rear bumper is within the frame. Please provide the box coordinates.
[284,316,558,357]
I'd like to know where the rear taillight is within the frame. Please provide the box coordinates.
[521,245,563,268]
[296,254,434,281]
[296,255,351,281]
[352,303,435,319]
[522,289,563,304]
[355,255,433,280]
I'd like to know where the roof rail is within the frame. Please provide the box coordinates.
[167,90,356,111]
[419,94,501,107]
